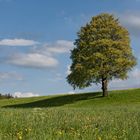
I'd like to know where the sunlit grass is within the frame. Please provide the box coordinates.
[0,88,140,140]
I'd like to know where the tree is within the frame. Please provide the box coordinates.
[67,13,136,97]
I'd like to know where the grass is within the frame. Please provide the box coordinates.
[0,88,140,140]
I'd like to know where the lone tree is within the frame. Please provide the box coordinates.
[67,13,136,97]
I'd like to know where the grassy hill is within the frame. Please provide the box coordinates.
[0,88,140,140]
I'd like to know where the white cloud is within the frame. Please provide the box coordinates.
[7,53,58,68]
[121,14,140,28]
[66,65,71,75]
[68,91,75,94]
[0,38,38,46]
[13,92,39,98]
[110,68,140,89]
[0,72,23,81]
[41,40,73,54]
[130,68,140,78]
[120,12,140,36]
[4,40,73,69]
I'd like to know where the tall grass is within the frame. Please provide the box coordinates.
[0,89,140,140]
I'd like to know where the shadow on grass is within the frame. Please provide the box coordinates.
[3,92,102,108]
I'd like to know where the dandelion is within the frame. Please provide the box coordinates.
[18,135,22,140]
[25,128,32,133]
[17,131,23,140]
[57,131,63,135]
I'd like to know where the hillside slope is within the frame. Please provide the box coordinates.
[0,88,140,108]
[0,88,140,140]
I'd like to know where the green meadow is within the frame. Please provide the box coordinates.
[0,88,140,140]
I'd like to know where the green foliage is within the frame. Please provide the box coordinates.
[67,13,136,89]
[0,89,140,139]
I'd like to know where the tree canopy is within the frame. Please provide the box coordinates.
[67,13,136,97]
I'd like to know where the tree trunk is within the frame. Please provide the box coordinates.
[102,78,108,97]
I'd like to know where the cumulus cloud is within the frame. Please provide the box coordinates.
[38,40,74,55]
[46,40,73,54]
[7,53,58,68]
[5,40,73,69]
[13,92,39,98]
[119,12,140,37]
[0,72,23,81]
[0,38,38,46]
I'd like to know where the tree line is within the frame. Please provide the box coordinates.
[0,93,13,99]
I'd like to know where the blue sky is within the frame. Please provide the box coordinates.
[0,0,140,97]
